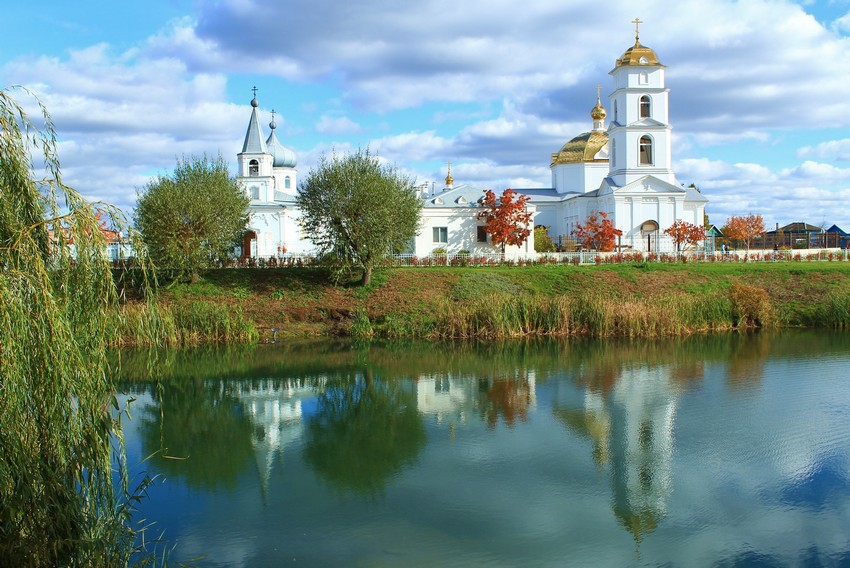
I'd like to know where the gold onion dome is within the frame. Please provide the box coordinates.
[591,100,606,121]
[551,130,609,166]
[615,19,663,67]
[615,40,663,67]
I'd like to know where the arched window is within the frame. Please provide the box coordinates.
[610,139,616,167]
[639,95,651,119]
[613,100,618,122]
[250,186,260,200]
[285,176,291,189]
[249,159,259,176]
[639,135,653,165]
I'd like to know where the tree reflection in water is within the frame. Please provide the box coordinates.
[140,377,255,490]
[478,375,534,429]
[302,369,426,495]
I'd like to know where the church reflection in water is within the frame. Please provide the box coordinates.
[553,361,699,542]
[415,370,537,431]
[137,348,701,539]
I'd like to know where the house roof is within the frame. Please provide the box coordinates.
[422,184,488,208]
[765,222,824,234]
[826,224,849,236]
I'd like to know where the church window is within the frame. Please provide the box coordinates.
[249,159,259,176]
[285,176,291,189]
[250,186,260,200]
[639,95,651,119]
[611,140,616,167]
[639,72,649,85]
[639,135,653,165]
[613,100,618,122]
[477,226,488,243]
[433,226,448,243]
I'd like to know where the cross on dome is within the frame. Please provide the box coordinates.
[632,18,643,43]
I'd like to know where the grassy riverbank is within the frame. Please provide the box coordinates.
[112,262,850,344]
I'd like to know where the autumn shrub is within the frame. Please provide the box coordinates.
[728,282,773,328]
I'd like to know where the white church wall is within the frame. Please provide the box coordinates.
[551,162,608,194]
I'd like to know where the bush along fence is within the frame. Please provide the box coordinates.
[201,248,850,269]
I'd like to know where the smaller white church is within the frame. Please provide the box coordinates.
[236,24,707,258]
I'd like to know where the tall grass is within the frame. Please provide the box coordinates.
[427,290,745,339]
[111,300,259,346]
[810,291,850,328]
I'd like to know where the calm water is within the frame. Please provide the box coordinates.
[118,331,850,567]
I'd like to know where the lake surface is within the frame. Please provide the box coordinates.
[118,331,850,567]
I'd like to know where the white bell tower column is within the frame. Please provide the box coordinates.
[607,20,676,187]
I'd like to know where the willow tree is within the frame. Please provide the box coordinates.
[297,148,421,286]
[0,87,144,564]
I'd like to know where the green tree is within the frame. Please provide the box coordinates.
[297,148,422,286]
[135,155,249,283]
[1,87,145,564]
[534,225,556,253]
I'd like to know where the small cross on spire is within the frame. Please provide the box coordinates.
[596,84,602,103]
[632,18,643,43]
[252,85,258,97]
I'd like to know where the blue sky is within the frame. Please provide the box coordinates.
[3,0,850,229]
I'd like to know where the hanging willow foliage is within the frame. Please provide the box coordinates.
[0,86,154,565]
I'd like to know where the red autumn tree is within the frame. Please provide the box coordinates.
[722,214,765,251]
[664,220,705,251]
[478,188,533,254]
[572,211,622,252]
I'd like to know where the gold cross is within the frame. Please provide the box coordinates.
[596,85,602,102]
[632,18,643,42]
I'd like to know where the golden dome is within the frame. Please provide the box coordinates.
[591,101,606,121]
[615,40,663,67]
[551,131,609,166]
[444,161,454,186]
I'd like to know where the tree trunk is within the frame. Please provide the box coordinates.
[361,265,372,287]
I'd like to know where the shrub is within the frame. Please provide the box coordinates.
[728,282,773,328]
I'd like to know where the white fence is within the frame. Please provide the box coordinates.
[219,248,850,269]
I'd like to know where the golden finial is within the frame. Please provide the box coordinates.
[591,86,606,122]
[632,18,643,44]
[445,161,454,186]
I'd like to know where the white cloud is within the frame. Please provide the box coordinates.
[315,115,361,135]
[798,138,850,161]
[832,10,850,34]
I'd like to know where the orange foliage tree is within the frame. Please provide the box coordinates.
[478,188,533,254]
[722,214,765,250]
[572,211,622,252]
[664,220,705,251]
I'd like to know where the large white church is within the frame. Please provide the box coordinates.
[236,25,707,258]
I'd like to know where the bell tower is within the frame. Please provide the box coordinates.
[607,20,676,187]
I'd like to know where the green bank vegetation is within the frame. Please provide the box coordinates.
[114,261,850,344]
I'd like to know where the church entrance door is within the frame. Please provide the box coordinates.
[243,230,258,258]
[640,220,659,252]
